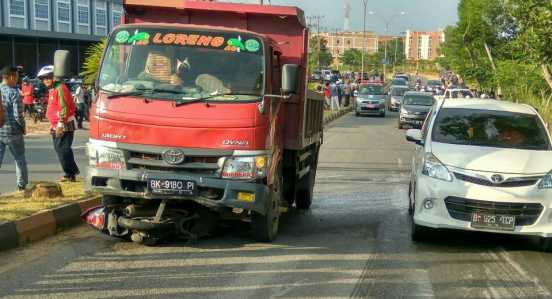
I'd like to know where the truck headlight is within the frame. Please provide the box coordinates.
[422,153,453,182]
[221,156,268,179]
[539,171,552,189]
[88,144,126,170]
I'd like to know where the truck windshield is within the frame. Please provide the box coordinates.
[99,28,265,101]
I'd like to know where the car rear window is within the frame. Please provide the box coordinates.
[432,108,551,150]
[391,88,407,96]
[403,95,434,106]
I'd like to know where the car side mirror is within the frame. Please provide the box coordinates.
[281,64,299,94]
[406,129,423,145]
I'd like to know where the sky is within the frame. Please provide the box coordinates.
[218,0,460,35]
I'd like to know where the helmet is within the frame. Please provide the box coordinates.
[37,65,54,78]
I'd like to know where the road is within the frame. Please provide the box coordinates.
[2,112,552,298]
[0,130,89,194]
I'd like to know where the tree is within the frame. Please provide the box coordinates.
[341,49,362,70]
[308,36,333,71]
[507,0,552,91]
[82,39,107,86]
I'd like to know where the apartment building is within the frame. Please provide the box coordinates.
[0,0,123,76]
[404,30,445,61]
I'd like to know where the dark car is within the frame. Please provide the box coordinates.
[398,91,434,129]
[425,79,443,94]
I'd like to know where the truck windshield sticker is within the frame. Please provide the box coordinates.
[245,39,261,52]
[111,29,262,55]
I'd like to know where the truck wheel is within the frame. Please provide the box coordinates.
[251,171,281,242]
[296,147,319,210]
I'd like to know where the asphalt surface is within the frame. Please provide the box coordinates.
[2,112,552,298]
[0,130,89,194]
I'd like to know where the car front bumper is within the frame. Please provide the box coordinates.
[86,167,270,215]
[413,173,552,237]
[399,115,426,127]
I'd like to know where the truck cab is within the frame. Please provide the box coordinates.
[83,0,323,244]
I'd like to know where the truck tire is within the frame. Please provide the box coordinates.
[295,146,319,210]
[251,170,281,242]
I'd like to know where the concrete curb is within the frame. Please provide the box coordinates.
[323,107,353,125]
[0,194,101,252]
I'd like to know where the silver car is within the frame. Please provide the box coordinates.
[355,84,386,117]
[388,86,409,111]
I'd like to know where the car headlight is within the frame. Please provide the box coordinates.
[221,156,268,179]
[422,153,453,182]
[400,108,408,115]
[87,144,126,170]
[539,171,552,189]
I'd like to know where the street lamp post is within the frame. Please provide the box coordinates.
[361,0,368,81]
[370,11,405,80]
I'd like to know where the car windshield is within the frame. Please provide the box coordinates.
[395,76,409,82]
[432,108,551,150]
[359,84,384,95]
[392,79,408,86]
[428,80,442,86]
[391,88,408,96]
[99,27,264,101]
[403,95,434,106]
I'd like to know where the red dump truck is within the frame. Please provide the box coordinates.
[81,0,324,244]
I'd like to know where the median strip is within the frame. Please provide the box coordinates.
[0,181,100,252]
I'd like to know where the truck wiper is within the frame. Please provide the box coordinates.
[174,93,261,107]
[106,90,145,99]
[136,87,187,95]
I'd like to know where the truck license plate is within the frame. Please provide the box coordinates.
[147,179,196,196]
[471,213,515,231]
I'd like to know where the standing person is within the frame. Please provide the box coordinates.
[21,78,34,117]
[343,80,351,107]
[37,65,80,182]
[0,66,28,191]
[324,82,331,110]
[330,81,340,112]
[73,84,86,129]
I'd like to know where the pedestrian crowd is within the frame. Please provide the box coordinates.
[0,64,87,192]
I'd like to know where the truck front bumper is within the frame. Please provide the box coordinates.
[86,167,270,215]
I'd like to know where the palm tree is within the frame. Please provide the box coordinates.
[81,39,107,86]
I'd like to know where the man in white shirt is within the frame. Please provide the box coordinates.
[73,84,86,129]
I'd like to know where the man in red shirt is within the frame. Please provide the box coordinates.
[37,65,79,182]
[21,78,34,117]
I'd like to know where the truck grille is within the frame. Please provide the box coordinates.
[453,173,541,188]
[125,150,223,175]
[444,197,543,226]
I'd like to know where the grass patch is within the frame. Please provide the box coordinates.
[0,180,86,222]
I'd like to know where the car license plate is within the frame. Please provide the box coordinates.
[147,179,196,196]
[366,104,376,108]
[471,213,515,231]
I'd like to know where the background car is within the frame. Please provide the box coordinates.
[388,85,409,111]
[425,80,443,93]
[398,92,434,129]
[355,83,386,117]
[405,99,552,250]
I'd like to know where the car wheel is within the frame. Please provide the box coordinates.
[411,217,430,242]
[540,237,552,252]
[408,183,414,215]
[355,112,360,117]
[380,111,386,117]
[398,122,403,129]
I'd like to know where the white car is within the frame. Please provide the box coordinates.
[406,99,552,249]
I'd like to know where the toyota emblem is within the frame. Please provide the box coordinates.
[490,174,504,184]
[162,149,185,165]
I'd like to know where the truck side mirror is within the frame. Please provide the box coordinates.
[282,64,299,94]
[54,50,71,78]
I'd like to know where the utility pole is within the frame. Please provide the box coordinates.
[307,15,324,70]
[393,37,399,74]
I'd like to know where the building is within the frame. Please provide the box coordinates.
[404,30,445,61]
[0,0,123,77]
[312,31,378,66]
